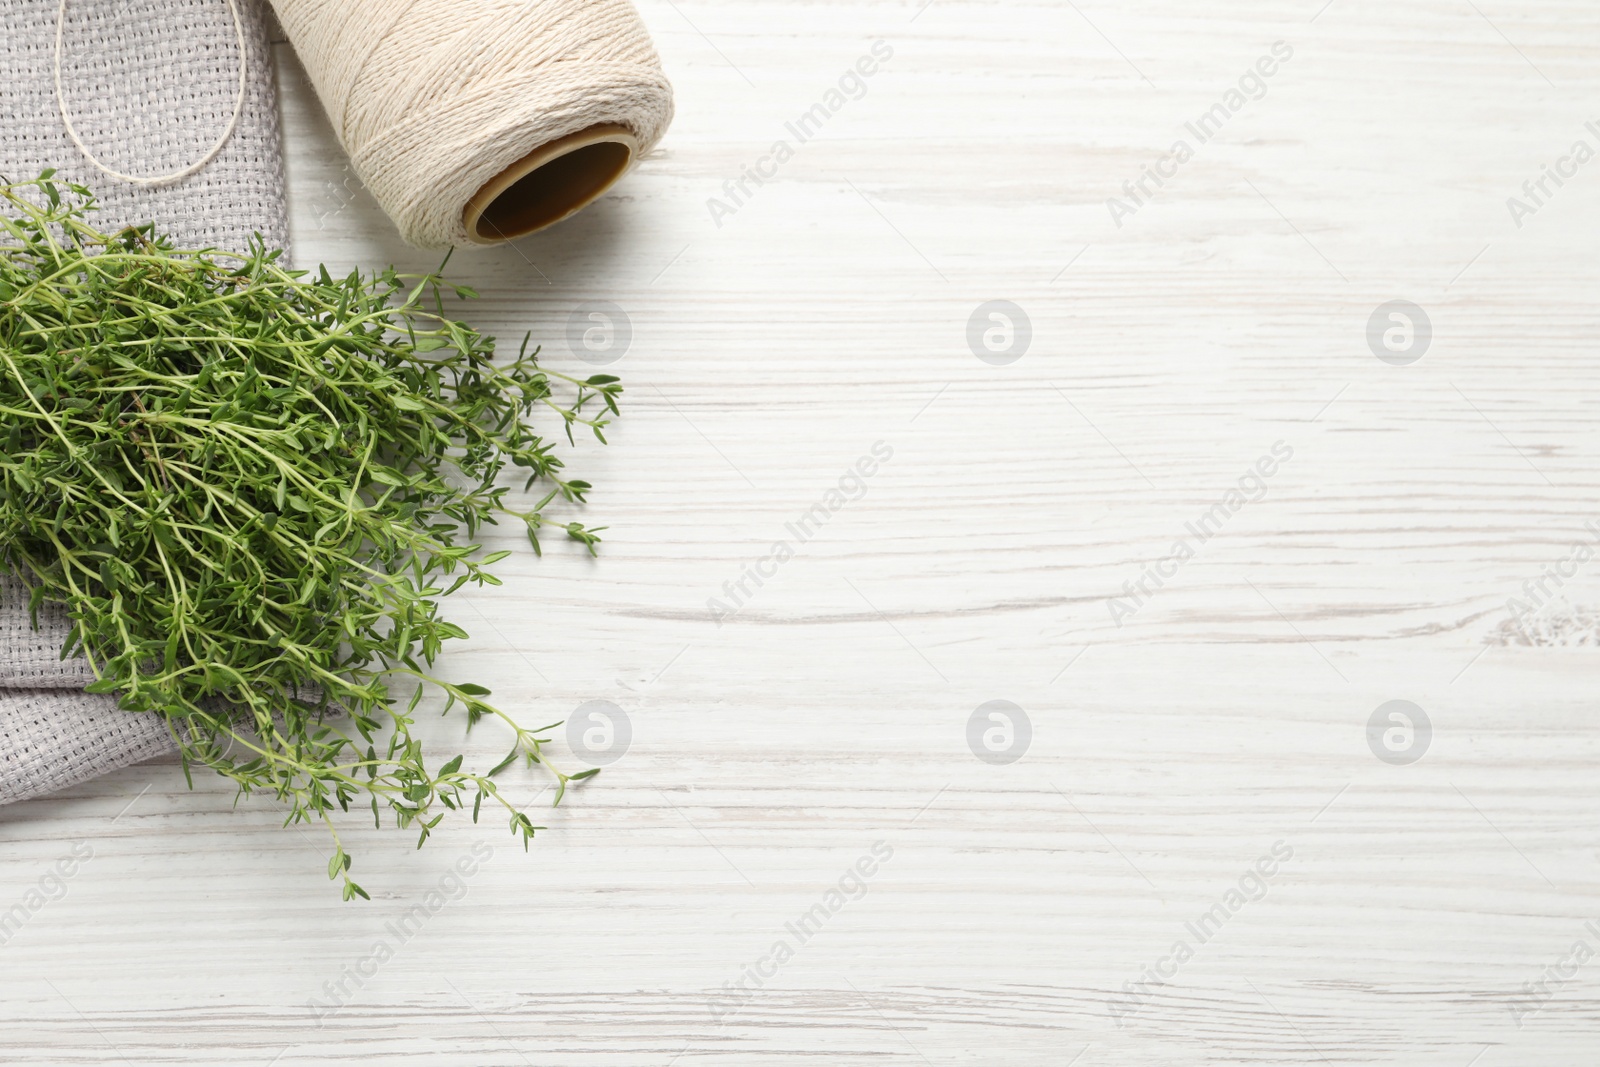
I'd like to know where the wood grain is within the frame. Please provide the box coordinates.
[3,1,1599,1063]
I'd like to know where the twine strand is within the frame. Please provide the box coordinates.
[53,0,248,187]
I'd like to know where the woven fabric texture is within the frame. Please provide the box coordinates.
[0,0,289,804]
[0,575,97,689]
[1,0,288,253]
[0,690,174,805]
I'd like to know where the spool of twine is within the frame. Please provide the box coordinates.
[269,0,673,248]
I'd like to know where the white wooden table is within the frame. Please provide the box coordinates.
[5,1,1600,1062]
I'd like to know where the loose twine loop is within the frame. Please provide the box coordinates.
[54,0,248,187]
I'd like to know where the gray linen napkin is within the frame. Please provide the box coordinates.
[0,0,289,803]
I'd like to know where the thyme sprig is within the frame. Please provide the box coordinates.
[0,176,618,899]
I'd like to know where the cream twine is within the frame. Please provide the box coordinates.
[270,0,674,248]
[54,0,248,187]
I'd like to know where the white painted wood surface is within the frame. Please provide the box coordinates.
[4,1,1600,1062]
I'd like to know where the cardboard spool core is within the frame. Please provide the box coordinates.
[463,124,638,244]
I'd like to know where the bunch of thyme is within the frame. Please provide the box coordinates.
[0,176,619,899]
